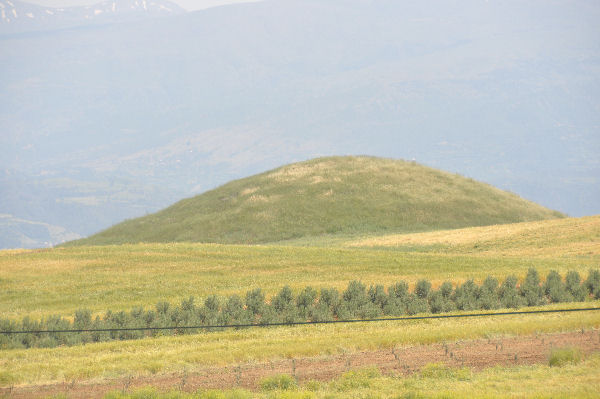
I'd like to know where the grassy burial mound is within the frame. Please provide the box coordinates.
[68,156,564,246]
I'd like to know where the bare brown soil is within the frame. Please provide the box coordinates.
[3,329,600,398]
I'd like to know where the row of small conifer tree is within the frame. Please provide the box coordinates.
[1,268,599,349]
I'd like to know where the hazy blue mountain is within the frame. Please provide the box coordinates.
[1,0,598,248]
[0,213,80,249]
[0,0,184,34]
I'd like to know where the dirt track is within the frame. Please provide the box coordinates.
[3,329,600,398]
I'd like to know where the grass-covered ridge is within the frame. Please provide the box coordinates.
[67,156,563,246]
[349,215,600,257]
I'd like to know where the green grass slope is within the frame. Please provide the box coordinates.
[67,156,564,246]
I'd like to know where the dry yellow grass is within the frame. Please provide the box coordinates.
[3,243,594,320]
[348,215,600,258]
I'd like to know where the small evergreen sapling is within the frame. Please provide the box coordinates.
[384,282,409,315]
[521,268,544,306]
[368,284,388,311]
[544,270,569,303]
[316,287,340,320]
[565,271,586,302]
[585,269,600,299]
[296,286,318,320]
[429,282,455,314]
[271,286,298,323]
[479,276,500,310]
[499,275,525,308]
[245,288,266,320]
[415,280,432,300]
[453,280,479,310]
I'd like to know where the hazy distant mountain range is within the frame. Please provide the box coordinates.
[1,0,599,249]
[0,0,184,33]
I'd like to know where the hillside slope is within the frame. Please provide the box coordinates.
[349,215,599,258]
[67,156,564,246]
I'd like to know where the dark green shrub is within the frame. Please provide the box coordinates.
[499,275,525,309]
[429,291,447,314]
[271,286,298,323]
[73,309,92,329]
[104,310,134,340]
[36,335,58,348]
[334,367,380,391]
[128,307,147,339]
[181,296,196,312]
[222,295,250,325]
[142,309,155,326]
[152,302,172,337]
[389,281,410,300]
[320,287,340,308]
[91,315,111,342]
[155,301,170,315]
[544,270,569,303]
[521,268,544,306]
[479,276,500,310]
[565,271,587,302]
[258,304,278,325]
[319,287,341,319]
[309,301,333,322]
[200,295,221,326]
[0,319,23,349]
[335,303,352,320]
[405,294,429,315]
[355,301,382,319]
[415,280,432,299]
[19,316,42,348]
[368,284,388,310]
[296,286,317,320]
[429,286,455,314]
[245,288,265,317]
[44,315,73,347]
[259,374,297,391]
[342,281,370,318]
[439,281,454,299]
[384,282,409,315]
[453,280,479,310]
[548,347,582,367]
[585,269,600,299]
[204,296,219,313]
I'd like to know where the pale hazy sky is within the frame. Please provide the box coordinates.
[26,0,264,11]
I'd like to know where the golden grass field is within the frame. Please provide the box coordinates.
[348,215,600,258]
[0,215,599,395]
[1,215,598,319]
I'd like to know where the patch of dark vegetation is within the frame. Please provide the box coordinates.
[548,347,583,367]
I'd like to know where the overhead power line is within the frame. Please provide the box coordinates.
[1,307,598,335]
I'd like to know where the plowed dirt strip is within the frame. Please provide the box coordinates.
[4,330,600,398]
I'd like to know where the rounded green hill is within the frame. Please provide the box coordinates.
[68,156,564,246]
